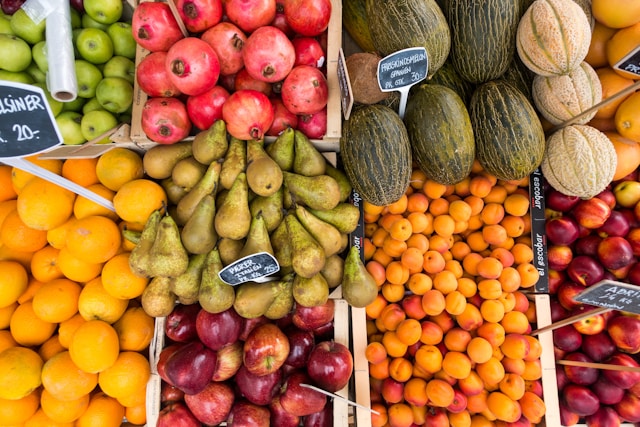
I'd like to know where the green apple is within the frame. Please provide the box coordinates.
[107,22,136,60]
[31,40,48,73]
[103,55,135,84]
[96,76,133,114]
[10,9,45,45]
[25,62,46,84]
[32,82,63,117]
[56,111,86,145]
[70,7,82,30]
[0,34,31,72]
[81,13,109,31]
[62,96,87,113]
[81,109,119,143]
[76,28,114,65]
[0,14,14,35]
[0,69,33,84]
[75,59,103,99]
[82,97,105,114]
[83,0,123,25]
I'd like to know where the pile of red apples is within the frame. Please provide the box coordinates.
[545,169,640,426]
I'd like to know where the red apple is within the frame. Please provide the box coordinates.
[592,374,626,405]
[280,371,327,417]
[165,303,201,343]
[196,306,243,351]
[160,382,185,404]
[270,394,300,427]
[184,381,235,426]
[556,367,570,391]
[165,341,218,395]
[284,327,315,369]
[614,180,640,208]
[549,298,569,321]
[157,401,201,427]
[597,236,635,270]
[562,383,600,416]
[312,320,335,341]
[557,281,587,310]
[581,331,617,362]
[566,255,605,287]
[572,197,612,229]
[547,244,573,271]
[545,216,581,246]
[157,343,183,385]
[235,364,283,405]
[570,305,607,335]
[292,300,335,331]
[211,340,243,381]
[546,189,581,212]
[598,210,631,238]
[302,401,333,427]
[227,400,270,427]
[243,323,290,376]
[608,315,640,354]
[615,391,640,423]
[603,353,640,389]
[553,324,583,352]
[596,188,617,209]
[239,315,270,341]
[586,406,622,427]
[562,352,599,385]
[306,341,353,392]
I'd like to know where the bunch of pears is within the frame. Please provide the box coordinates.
[129,121,378,320]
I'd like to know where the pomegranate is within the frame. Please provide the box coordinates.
[267,98,298,136]
[222,89,275,141]
[281,65,328,115]
[141,97,192,144]
[132,2,184,52]
[219,74,237,93]
[292,37,326,68]
[136,52,182,98]
[187,85,230,131]
[201,22,247,76]
[242,26,295,83]
[176,0,223,33]
[283,0,332,37]
[166,37,220,96]
[271,0,295,37]
[234,68,273,97]
[224,0,276,34]
[297,107,327,139]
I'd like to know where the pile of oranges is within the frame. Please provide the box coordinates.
[362,161,546,427]
[0,148,167,426]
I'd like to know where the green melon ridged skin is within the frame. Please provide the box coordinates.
[365,0,451,78]
[426,60,476,106]
[404,84,475,185]
[342,0,376,53]
[469,80,546,181]
[501,56,536,103]
[340,105,412,206]
[447,0,520,84]
[541,125,616,199]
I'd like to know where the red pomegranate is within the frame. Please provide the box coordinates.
[234,68,273,97]
[136,52,182,98]
[271,1,295,38]
[291,36,326,68]
[141,97,192,144]
[222,89,275,141]
[283,0,332,37]
[131,2,184,52]
[224,0,276,34]
[297,107,327,139]
[187,85,230,131]
[166,37,220,96]
[280,65,328,115]
[242,26,295,83]
[267,98,298,136]
[201,22,247,76]
[175,0,223,33]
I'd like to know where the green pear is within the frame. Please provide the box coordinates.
[283,172,341,211]
[308,202,361,234]
[215,172,251,240]
[161,178,189,205]
[217,237,245,266]
[321,254,345,289]
[285,213,326,278]
[341,245,378,308]
[141,276,176,318]
[170,253,207,305]
[325,163,353,202]
[147,214,189,278]
[198,248,235,313]
[264,274,295,320]
[129,208,162,278]
[270,220,292,269]
[293,130,326,176]
[175,160,221,225]
[219,137,246,190]
[172,156,208,191]
[237,211,274,259]
[265,127,295,171]
[181,194,217,255]
[295,204,343,257]
[249,187,284,233]
[292,272,330,307]
[233,281,279,319]
[192,119,228,165]
[143,141,194,179]
[246,139,283,197]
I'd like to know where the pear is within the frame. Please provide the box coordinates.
[265,127,295,171]
[170,253,207,304]
[121,227,141,246]
[147,214,190,278]
[218,237,245,266]
[285,213,326,278]
[283,172,341,210]
[192,119,229,165]
[233,281,279,319]
[198,247,236,313]
[181,194,218,255]
[237,211,274,259]
[325,162,353,202]
[308,202,361,234]
[220,137,246,190]
[215,172,251,240]
[143,141,193,179]
[175,159,222,225]
[321,253,345,289]
[264,274,295,319]
[292,272,330,307]
[249,187,284,233]
[293,130,326,176]
[295,204,343,257]
[270,220,292,268]
[342,245,378,308]
[171,156,208,190]
[246,139,283,197]
[161,177,189,205]
[129,208,162,278]
[141,276,176,317]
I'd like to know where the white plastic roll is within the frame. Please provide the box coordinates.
[45,0,78,102]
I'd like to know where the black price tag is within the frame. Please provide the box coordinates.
[377,47,428,92]
[574,280,640,315]
[614,45,640,77]
[529,168,549,293]
[218,252,280,286]
[0,81,62,158]
[337,48,354,120]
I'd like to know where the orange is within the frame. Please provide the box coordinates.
[38,334,65,362]
[0,199,17,230]
[0,260,28,308]
[31,278,82,323]
[607,22,640,79]
[30,245,64,282]
[113,306,155,352]
[0,208,48,253]
[0,165,17,202]
[11,156,63,194]
[593,0,640,28]
[0,305,16,333]
[586,21,618,68]
[113,179,168,225]
[125,402,147,425]
[65,215,122,264]
[46,217,77,249]
[73,183,118,221]
[69,319,120,373]
[10,301,57,347]
[75,391,125,427]
[78,277,128,324]
[117,383,146,408]
[608,132,640,180]
[95,148,144,191]
[61,158,100,188]
[101,252,149,300]
[0,346,43,400]
[0,388,40,424]
[58,313,87,349]
[25,407,74,426]
[17,277,43,304]
[57,247,104,282]
[16,178,76,230]
[615,91,640,142]
[41,351,97,402]
[595,67,636,119]
[98,351,151,399]
[40,388,90,423]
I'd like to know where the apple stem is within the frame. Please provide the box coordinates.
[299,383,380,415]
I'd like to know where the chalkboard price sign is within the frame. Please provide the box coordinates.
[574,279,640,315]
[614,45,640,77]
[377,47,428,119]
[0,81,62,158]
[218,252,280,286]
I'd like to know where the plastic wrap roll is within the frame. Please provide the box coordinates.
[45,0,77,101]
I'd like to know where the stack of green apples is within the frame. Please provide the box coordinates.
[0,0,136,145]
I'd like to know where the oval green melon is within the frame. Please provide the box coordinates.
[404,84,475,185]
[340,105,412,206]
[342,0,376,53]
[426,60,476,106]
[469,80,545,181]
[501,56,536,103]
